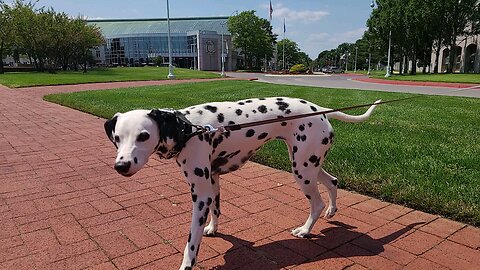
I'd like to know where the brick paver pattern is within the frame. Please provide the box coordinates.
[0,80,479,270]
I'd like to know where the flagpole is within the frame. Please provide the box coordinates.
[283,17,286,71]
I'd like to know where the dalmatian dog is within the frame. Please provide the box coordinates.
[104,97,380,270]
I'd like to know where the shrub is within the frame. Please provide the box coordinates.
[289,64,308,74]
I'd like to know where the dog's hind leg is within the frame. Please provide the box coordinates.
[291,166,325,238]
[318,168,338,218]
[204,174,220,236]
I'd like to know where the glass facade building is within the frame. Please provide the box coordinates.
[88,17,238,71]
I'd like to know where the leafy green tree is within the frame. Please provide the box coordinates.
[276,38,301,70]
[0,1,14,74]
[228,10,276,69]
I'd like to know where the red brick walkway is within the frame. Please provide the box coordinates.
[353,77,480,89]
[0,81,479,270]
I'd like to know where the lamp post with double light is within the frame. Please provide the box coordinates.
[370,0,392,77]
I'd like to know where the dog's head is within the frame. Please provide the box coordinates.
[104,109,191,177]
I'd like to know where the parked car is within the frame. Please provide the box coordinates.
[323,66,344,73]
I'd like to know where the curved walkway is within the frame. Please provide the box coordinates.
[353,77,480,89]
[0,80,478,270]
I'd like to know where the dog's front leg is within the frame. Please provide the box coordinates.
[180,178,213,270]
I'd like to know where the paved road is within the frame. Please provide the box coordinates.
[226,72,480,98]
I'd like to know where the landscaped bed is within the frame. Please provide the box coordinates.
[0,67,220,88]
[44,80,480,226]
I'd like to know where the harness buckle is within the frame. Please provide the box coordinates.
[203,124,225,134]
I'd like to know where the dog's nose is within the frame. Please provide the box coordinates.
[114,161,131,174]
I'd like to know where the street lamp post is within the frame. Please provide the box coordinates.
[367,52,372,75]
[166,0,175,79]
[221,31,225,77]
[371,0,392,77]
[354,46,358,72]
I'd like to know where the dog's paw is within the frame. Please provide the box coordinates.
[203,223,217,236]
[291,226,311,238]
[324,206,337,219]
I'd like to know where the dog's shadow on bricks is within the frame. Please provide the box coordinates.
[206,221,424,269]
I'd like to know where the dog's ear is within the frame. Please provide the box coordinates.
[104,113,121,147]
[147,109,179,144]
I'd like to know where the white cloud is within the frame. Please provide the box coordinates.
[262,3,329,23]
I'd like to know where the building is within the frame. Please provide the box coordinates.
[88,17,239,71]
[431,34,480,73]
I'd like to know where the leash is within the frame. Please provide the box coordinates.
[197,84,480,134]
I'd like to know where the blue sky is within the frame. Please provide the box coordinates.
[16,0,374,58]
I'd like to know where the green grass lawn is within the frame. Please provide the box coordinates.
[0,67,220,88]
[373,73,480,84]
[44,81,480,226]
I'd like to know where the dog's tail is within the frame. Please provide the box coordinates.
[327,100,381,123]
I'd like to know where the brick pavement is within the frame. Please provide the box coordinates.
[0,81,479,270]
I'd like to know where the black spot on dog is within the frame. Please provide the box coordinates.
[207,197,212,206]
[184,171,188,177]
[305,195,311,200]
[185,110,190,115]
[294,170,299,175]
[204,168,210,179]
[276,101,289,111]
[296,135,301,141]
[252,110,257,114]
[304,180,311,185]
[303,162,308,167]
[301,135,307,141]
[308,122,312,127]
[329,132,335,143]
[228,121,236,125]
[246,100,253,103]
[298,175,303,179]
[197,110,203,115]
[191,259,195,267]
[190,245,195,251]
[258,132,268,140]
[215,194,220,209]
[192,194,197,202]
[188,232,191,242]
[309,155,318,163]
[217,113,225,123]
[292,161,297,167]
[300,100,307,104]
[198,134,204,141]
[281,122,287,126]
[229,150,241,158]
[199,216,204,226]
[212,157,228,172]
[183,159,187,164]
[134,157,138,164]
[246,129,255,137]
[322,138,329,145]
[332,179,338,186]
[258,105,268,114]
[311,106,318,112]
[259,98,266,100]
[194,168,204,177]
[235,109,243,116]
[293,146,298,153]
[277,98,284,101]
[219,151,227,156]
[224,131,231,138]
[238,102,245,105]
[204,105,218,113]
[299,124,305,131]
[199,201,205,211]
[245,114,249,118]
[285,109,292,114]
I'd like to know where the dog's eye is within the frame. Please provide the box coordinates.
[114,135,120,143]
[137,132,150,142]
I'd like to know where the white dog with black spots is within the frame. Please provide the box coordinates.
[104,97,380,270]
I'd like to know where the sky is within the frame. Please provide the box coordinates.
[9,0,375,58]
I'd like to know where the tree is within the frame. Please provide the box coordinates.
[276,39,301,69]
[0,1,14,74]
[228,10,276,69]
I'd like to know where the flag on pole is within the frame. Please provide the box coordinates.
[283,18,286,33]
[269,0,273,21]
